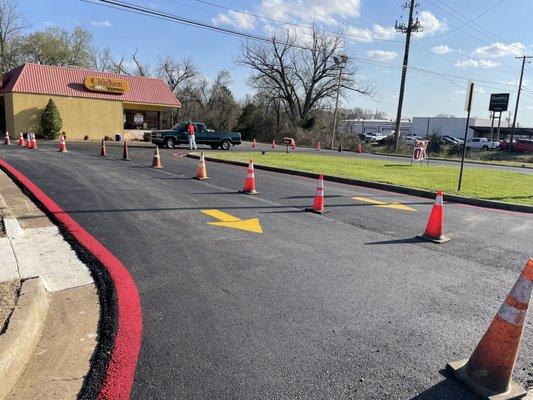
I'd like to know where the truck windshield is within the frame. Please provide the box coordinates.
[172,122,187,131]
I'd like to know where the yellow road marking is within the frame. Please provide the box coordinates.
[202,210,263,233]
[202,209,241,222]
[352,196,416,212]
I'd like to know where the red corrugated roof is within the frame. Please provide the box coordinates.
[0,63,181,107]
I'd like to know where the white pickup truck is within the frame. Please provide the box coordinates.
[465,137,500,151]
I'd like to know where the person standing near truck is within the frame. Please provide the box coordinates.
[187,121,197,150]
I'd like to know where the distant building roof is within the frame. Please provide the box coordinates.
[0,63,181,107]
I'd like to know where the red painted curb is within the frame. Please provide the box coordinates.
[0,159,142,399]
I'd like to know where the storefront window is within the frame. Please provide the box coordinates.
[124,110,160,130]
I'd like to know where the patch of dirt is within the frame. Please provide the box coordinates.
[0,279,20,334]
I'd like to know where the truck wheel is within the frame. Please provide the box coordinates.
[210,144,219,150]
[481,145,489,151]
[221,140,231,150]
[165,137,176,149]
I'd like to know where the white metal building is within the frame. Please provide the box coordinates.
[338,119,411,135]
[411,117,491,139]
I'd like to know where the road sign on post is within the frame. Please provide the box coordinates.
[458,81,474,191]
[489,93,510,112]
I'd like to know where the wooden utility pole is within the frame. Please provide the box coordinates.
[393,0,422,153]
[508,55,532,152]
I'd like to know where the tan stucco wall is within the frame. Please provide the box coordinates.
[10,93,124,140]
[2,93,16,135]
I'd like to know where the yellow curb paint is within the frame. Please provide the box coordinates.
[352,196,416,212]
[202,210,263,233]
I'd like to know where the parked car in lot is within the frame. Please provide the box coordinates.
[363,132,389,143]
[440,135,464,146]
[150,122,242,150]
[514,139,533,153]
[465,137,500,151]
[499,139,533,153]
[403,133,424,145]
[499,139,516,151]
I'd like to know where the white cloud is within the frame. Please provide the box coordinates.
[431,45,453,54]
[212,10,255,31]
[473,42,525,57]
[260,0,361,26]
[413,11,447,38]
[91,20,112,28]
[372,24,397,40]
[367,50,398,61]
[455,59,501,69]
[346,26,373,43]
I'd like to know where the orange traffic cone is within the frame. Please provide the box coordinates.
[252,139,256,148]
[447,259,533,399]
[240,160,258,195]
[151,147,162,168]
[417,190,449,243]
[316,142,320,151]
[4,131,11,145]
[306,173,328,214]
[58,135,67,152]
[100,139,107,157]
[26,133,33,149]
[291,139,296,150]
[18,133,24,146]
[195,152,209,180]
[30,133,37,149]
[122,140,130,161]
[272,139,276,149]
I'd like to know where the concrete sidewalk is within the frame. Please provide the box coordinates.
[0,171,99,399]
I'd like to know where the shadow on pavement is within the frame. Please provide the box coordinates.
[410,369,476,400]
[364,237,421,245]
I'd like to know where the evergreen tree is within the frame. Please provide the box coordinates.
[40,99,62,139]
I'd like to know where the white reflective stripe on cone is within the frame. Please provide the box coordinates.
[509,275,533,304]
[497,302,527,326]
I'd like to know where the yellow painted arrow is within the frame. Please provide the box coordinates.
[352,196,416,212]
[202,209,263,233]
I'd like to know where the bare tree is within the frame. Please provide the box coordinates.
[240,26,373,127]
[157,56,197,93]
[90,46,111,71]
[131,48,149,76]
[0,0,28,73]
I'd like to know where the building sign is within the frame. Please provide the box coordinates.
[133,113,144,124]
[84,76,129,94]
[489,93,510,112]
[412,140,428,162]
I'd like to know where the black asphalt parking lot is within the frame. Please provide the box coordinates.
[1,142,531,400]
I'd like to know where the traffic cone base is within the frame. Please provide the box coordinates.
[417,233,450,243]
[305,207,329,214]
[446,359,527,400]
[239,189,259,195]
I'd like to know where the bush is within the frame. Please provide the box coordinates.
[426,132,443,155]
[40,99,63,139]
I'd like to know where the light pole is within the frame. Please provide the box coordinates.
[330,54,348,149]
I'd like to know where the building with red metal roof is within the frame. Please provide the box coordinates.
[0,63,181,140]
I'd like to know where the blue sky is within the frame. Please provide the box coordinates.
[17,0,533,125]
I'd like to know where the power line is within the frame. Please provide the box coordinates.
[428,0,504,39]
[426,0,525,55]
[188,0,402,43]
[83,0,523,94]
